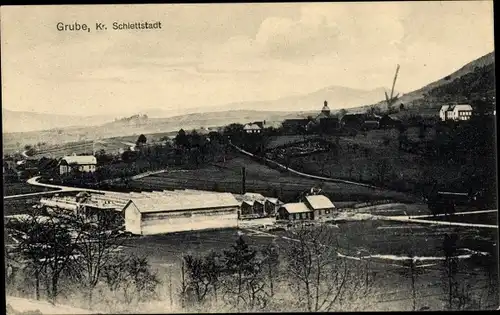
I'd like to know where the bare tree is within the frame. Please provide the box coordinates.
[6,211,51,300]
[283,223,372,312]
[178,258,189,309]
[441,233,459,310]
[261,243,280,297]
[373,159,391,184]
[102,254,160,307]
[222,236,267,311]
[62,206,127,309]
[204,251,225,303]
[183,254,212,304]
[399,253,424,311]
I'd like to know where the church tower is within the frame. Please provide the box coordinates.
[321,100,331,116]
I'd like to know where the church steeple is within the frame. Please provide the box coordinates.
[321,100,331,115]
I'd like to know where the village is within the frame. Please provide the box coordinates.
[4,91,499,314]
[2,2,498,314]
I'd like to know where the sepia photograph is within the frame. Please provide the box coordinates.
[1,1,498,313]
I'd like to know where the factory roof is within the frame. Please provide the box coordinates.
[243,192,266,201]
[125,192,240,213]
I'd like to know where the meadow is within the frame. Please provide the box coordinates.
[129,153,416,203]
[3,182,54,196]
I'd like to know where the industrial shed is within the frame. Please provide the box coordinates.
[123,192,240,235]
[265,198,283,216]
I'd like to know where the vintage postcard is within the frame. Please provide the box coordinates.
[2,2,498,313]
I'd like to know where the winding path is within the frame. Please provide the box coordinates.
[230,142,389,190]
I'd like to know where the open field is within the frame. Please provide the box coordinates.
[419,211,498,226]
[4,130,179,158]
[129,153,417,203]
[3,196,43,216]
[3,182,54,196]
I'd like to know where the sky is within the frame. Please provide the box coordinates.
[1,2,494,117]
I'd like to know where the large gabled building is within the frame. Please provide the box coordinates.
[122,192,240,235]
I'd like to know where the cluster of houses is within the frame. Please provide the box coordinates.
[277,100,489,136]
[279,100,405,134]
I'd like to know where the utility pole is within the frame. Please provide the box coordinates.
[241,166,246,194]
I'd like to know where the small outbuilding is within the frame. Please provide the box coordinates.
[265,197,283,216]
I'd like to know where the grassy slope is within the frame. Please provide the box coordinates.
[130,152,416,203]
[289,128,451,187]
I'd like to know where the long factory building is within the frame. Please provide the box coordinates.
[39,189,240,235]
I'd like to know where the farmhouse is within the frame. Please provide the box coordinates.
[59,155,97,175]
[277,194,335,221]
[379,114,402,129]
[281,118,309,133]
[122,192,240,235]
[362,120,380,130]
[439,104,473,121]
[243,123,263,134]
[340,114,366,129]
[303,195,336,220]
[277,202,313,220]
[319,117,340,133]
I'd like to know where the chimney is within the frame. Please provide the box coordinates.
[241,167,246,194]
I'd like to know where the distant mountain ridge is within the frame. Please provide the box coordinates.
[2,84,393,133]
[1,109,115,133]
[137,86,395,118]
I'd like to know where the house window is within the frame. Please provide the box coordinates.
[325,209,330,214]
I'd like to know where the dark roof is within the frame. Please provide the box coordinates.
[340,114,366,123]
[320,117,339,122]
[282,118,310,126]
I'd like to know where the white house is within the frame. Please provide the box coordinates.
[59,155,97,175]
[243,122,264,134]
[439,104,473,121]
[122,192,240,235]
